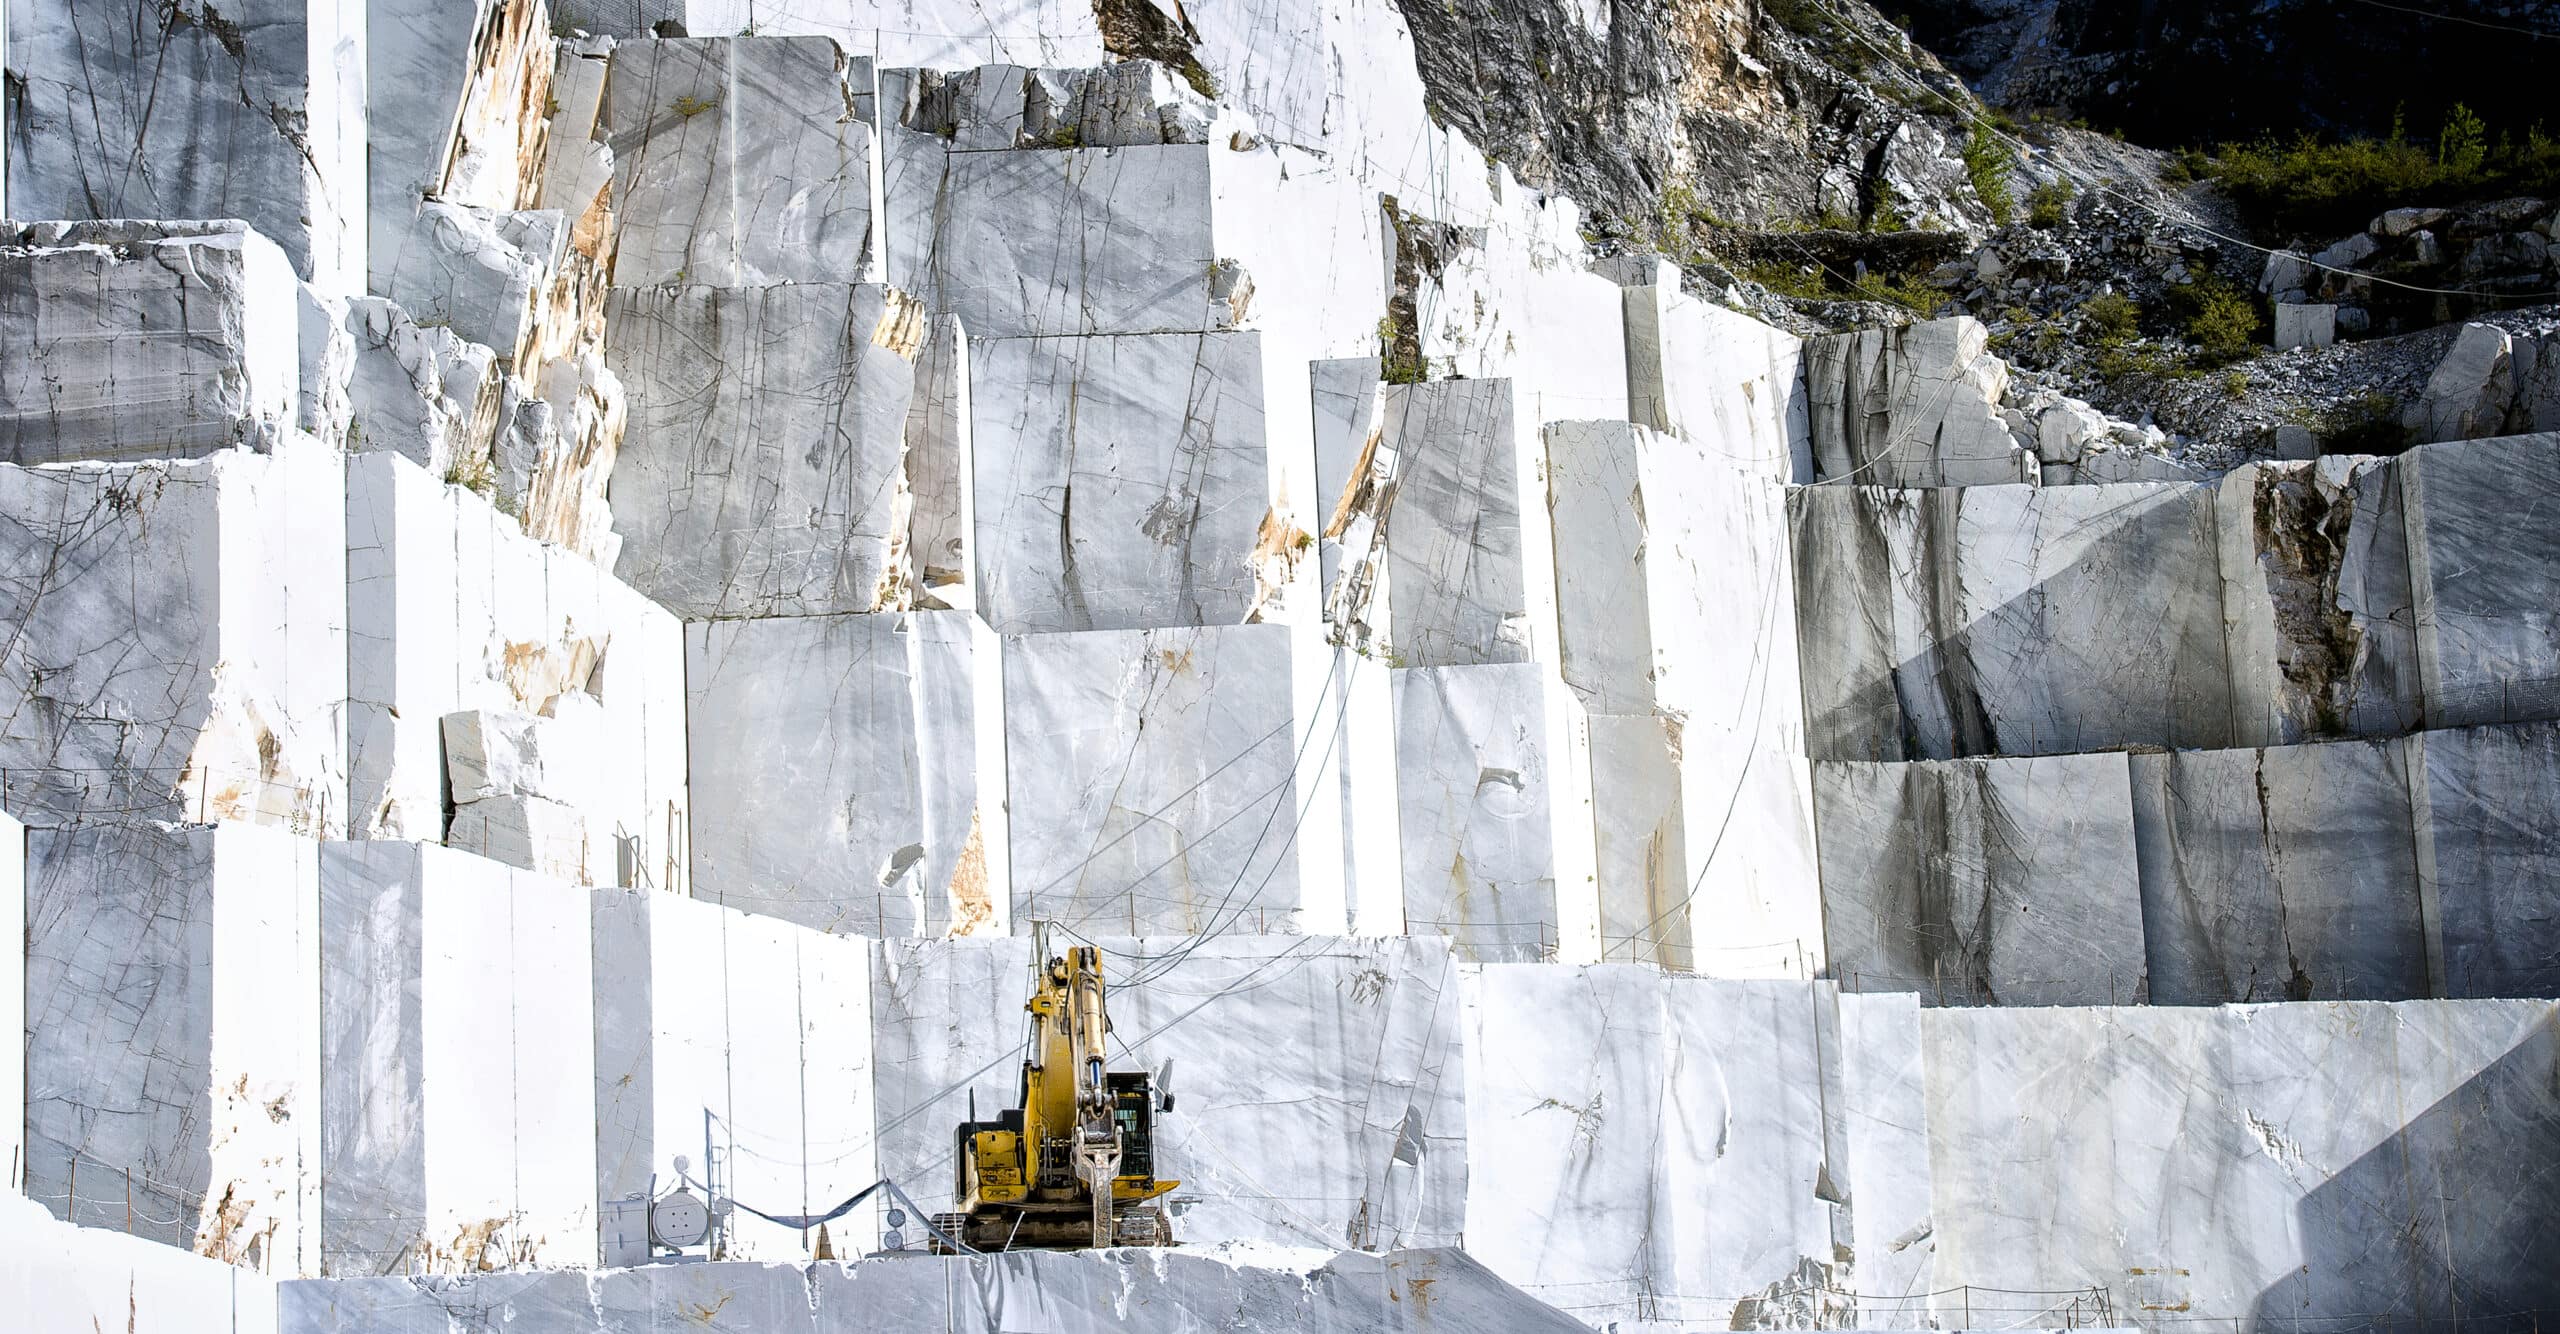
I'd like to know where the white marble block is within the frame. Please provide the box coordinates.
[605,282,923,618]
[971,332,1271,633]
[1617,264,1812,483]
[345,295,503,476]
[603,37,882,287]
[1805,317,2034,487]
[1393,663,1599,963]
[0,809,21,1193]
[1793,481,2234,760]
[0,445,346,833]
[1838,992,1936,1319]
[1348,380,1555,668]
[24,823,322,1275]
[2400,433,2560,728]
[0,1193,279,1334]
[5,0,366,289]
[367,0,559,303]
[2410,720,2560,998]
[1461,969,1846,1327]
[590,888,876,1263]
[904,315,975,606]
[1922,1000,2560,1328]
[687,610,1009,938]
[2130,741,2428,1004]
[318,841,597,1274]
[1817,753,2148,1005]
[1,222,301,462]
[869,934,1467,1255]
[1004,624,1310,934]
[346,451,687,887]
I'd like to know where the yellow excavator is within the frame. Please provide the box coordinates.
[934,923,1180,1251]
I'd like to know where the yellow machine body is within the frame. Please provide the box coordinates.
[937,925,1178,1251]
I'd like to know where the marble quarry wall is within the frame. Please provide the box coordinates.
[3,2,2557,1331]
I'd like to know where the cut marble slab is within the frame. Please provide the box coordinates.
[373,203,577,374]
[869,933,1467,1255]
[1805,317,2033,487]
[5,0,366,289]
[1462,969,1846,1327]
[971,331,1269,633]
[602,36,882,287]
[0,1192,279,1334]
[2400,432,2560,727]
[1922,999,2560,1328]
[275,1246,1587,1333]
[345,295,502,476]
[1587,714,1693,969]
[605,282,922,618]
[1793,481,2234,760]
[24,823,322,1275]
[589,887,875,1264]
[686,610,1009,938]
[346,452,687,885]
[881,60,1218,151]
[0,810,20,1195]
[1838,993,1937,1318]
[317,841,596,1274]
[0,445,346,833]
[1616,261,1812,483]
[2130,741,2428,1004]
[1817,753,2148,1006]
[2410,719,2560,998]
[903,314,974,606]
[1,222,301,462]
[1003,624,1303,933]
[1363,380,1547,668]
[1393,663,1598,963]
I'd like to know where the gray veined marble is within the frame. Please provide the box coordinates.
[970,331,1270,633]
[605,282,923,618]
[1817,753,2148,1006]
[603,36,883,287]
[686,610,1007,939]
[2130,740,2429,1005]
[2410,719,2560,998]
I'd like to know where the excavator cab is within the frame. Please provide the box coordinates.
[934,925,1179,1251]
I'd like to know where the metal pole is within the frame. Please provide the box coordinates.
[125,1167,132,1232]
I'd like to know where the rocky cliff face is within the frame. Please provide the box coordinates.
[1392,0,1997,233]
[1900,0,2560,145]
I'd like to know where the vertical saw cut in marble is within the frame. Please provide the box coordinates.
[0,222,301,462]
[1462,969,1847,1327]
[869,934,1468,1256]
[5,0,365,289]
[2410,720,2560,998]
[2130,741,2429,1005]
[687,610,1009,939]
[2214,457,2428,747]
[605,282,922,618]
[318,841,596,1276]
[1393,663,1599,963]
[590,888,875,1263]
[0,1193,279,1334]
[1792,481,2235,761]
[970,331,1269,633]
[1002,624,1305,934]
[904,315,975,607]
[0,445,346,832]
[1617,264,1813,483]
[1357,379,1549,667]
[2398,433,2560,728]
[276,1245,1593,1333]
[1838,993,1937,1318]
[602,36,882,287]
[346,452,688,888]
[1923,1000,2560,1329]
[1818,754,2148,1005]
[24,823,321,1275]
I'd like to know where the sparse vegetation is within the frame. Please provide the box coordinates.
[444,451,498,500]
[2317,390,2409,454]
[671,95,715,119]
[2026,179,2074,229]
[1963,123,2017,225]
[2185,103,2560,234]
[2173,276,2263,364]
[1377,316,1423,385]
[2081,292,2142,346]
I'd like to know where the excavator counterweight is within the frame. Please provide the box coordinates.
[934,924,1178,1252]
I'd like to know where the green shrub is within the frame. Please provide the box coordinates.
[2081,292,2142,346]
[2194,103,2559,235]
[2175,277,2262,364]
[2026,179,2074,229]
[1963,123,2017,225]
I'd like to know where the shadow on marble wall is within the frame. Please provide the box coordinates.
[2251,1015,2560,1333]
